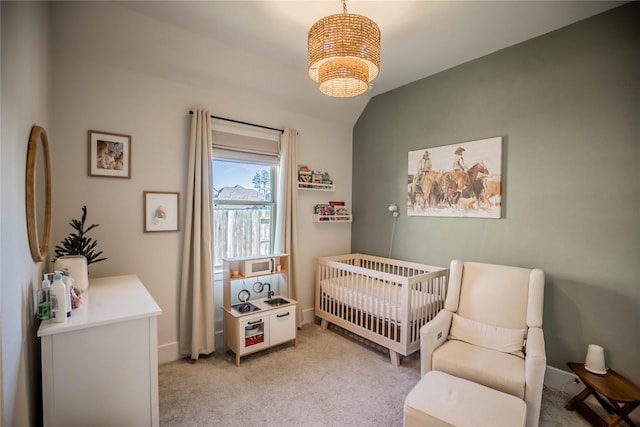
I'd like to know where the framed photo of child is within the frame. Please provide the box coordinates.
[144,191,179,232]
[88,130,131,178]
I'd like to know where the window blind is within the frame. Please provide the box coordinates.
[211,121,280,164]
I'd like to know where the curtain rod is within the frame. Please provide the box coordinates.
[189,111,284,134]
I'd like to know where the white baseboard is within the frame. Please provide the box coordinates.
[158,341,180,364]
[544,365,583,395]
[159,331,226,364]
[301,307,315,325]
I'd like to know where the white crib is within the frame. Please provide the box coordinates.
[315,254,448,365]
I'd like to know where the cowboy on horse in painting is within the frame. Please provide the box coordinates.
[414,150,432,193]
[452,146,467,172]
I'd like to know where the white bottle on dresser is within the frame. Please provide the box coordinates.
[49,273,68,323]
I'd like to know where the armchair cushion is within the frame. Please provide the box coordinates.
[432,339,526,399]
[450,313,526,358]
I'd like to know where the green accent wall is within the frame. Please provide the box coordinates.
[352,3,639,382]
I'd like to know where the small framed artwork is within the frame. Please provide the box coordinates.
[88,130,131,178]
[144,191,179,232]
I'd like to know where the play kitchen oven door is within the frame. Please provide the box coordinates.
[239,257,275,278]
[240,317,269,353]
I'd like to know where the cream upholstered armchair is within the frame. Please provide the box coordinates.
[420,260,546,427]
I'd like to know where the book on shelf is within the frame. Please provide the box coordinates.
[334,206,349,216]
[313,202,350,221]
[297,166,333,188]
[313,204,334,215]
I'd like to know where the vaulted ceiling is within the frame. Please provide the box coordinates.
[115,1,622,125]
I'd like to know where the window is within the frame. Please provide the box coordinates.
[210,123,281,268]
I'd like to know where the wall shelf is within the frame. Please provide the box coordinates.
[297,182,335,191]
[313,201,351,222]
[314,214,352,223]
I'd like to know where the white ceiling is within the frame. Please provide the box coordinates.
[116,1,623,125]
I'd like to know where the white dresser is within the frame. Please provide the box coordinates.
[37,275,162,427]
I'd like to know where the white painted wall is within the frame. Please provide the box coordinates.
[49,2,352,362]
[1,2,51,425]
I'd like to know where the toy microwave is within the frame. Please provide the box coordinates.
[239,257,276,278]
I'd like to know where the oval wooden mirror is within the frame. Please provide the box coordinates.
[26,125,52,262]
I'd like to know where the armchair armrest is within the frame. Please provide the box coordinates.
[525,327,546,377]
[420,309,453,377]
[524,327,546,427]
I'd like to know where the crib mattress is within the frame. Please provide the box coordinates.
[319,275,443,323]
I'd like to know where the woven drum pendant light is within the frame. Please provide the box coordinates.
[308,0,380,97]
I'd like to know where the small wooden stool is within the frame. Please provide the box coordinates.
[566,362,640,427]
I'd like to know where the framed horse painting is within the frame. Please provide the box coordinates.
[408,136,502,218]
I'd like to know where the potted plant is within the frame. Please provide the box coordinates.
[54,205,107,265]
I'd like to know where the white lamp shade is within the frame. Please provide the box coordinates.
[584,344,607,374]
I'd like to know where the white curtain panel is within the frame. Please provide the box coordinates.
[179,109,215,359]
[275,128,302,326]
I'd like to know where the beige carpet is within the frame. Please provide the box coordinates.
[159,323,634,426]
